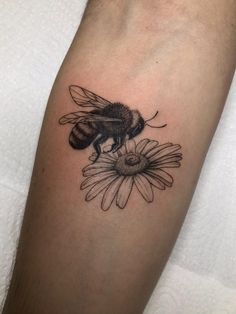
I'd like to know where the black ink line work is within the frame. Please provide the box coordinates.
[81,139,182,211]
[59,85,166,161]
[59,85,182,210]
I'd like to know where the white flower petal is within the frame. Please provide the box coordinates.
[98,154,116,162]
[156,162,181,169]
[103,145,113,153]
[81,171,117,190]
[83,162,113,170]
[89,153,97,162]
[150,155,182,167]
[117,144,127,156]
[96,158,115,164]
[134,174,154,202]
[107,152,118,160]
[142,172,165,190]
[141,140,159,155]
[116,176,134,209]
[86,175,118,201]
[101,176,124,211]
[89,152,115,163]
[136,139,149,153]
[153,152,182,162]
[83,162,113,174]
[109,151,119,159]
[83,167,115,177]
[146,169,173,187]
[149,144,181,162]
[145,143,173,159]
[125,139,136,153]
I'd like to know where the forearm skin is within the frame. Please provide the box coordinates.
[3,1,236,314]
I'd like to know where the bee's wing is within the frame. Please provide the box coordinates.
[82,113,122,123]
[69,85,112,109]
[59,112,122,125]
[59,111,88,124]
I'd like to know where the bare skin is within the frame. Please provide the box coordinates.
[3,1,236,314]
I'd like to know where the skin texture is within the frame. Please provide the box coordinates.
[3,1,236,313]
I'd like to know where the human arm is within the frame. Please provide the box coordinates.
[3,1,236,313]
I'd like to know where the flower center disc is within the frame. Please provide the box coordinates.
[125,154,140,166]
[115,153,148,176]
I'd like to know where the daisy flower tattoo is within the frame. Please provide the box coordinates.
[81,139,182,211]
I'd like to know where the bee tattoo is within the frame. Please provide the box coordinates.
[59,85,167,161]
[59,85,182,210]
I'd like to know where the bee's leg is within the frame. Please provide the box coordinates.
[108,136,125,153]
[93,134,108,161]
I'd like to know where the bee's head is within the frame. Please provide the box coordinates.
[128,111,145,139]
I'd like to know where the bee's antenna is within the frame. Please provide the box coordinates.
[145,109,167,128]
[145,110,159,122]
[146,123,167,129]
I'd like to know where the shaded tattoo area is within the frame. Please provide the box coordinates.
[59,85,183,210]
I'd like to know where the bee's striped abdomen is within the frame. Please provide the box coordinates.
[69,122,98,149]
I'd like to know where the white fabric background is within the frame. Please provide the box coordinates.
[0,1,236,313]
